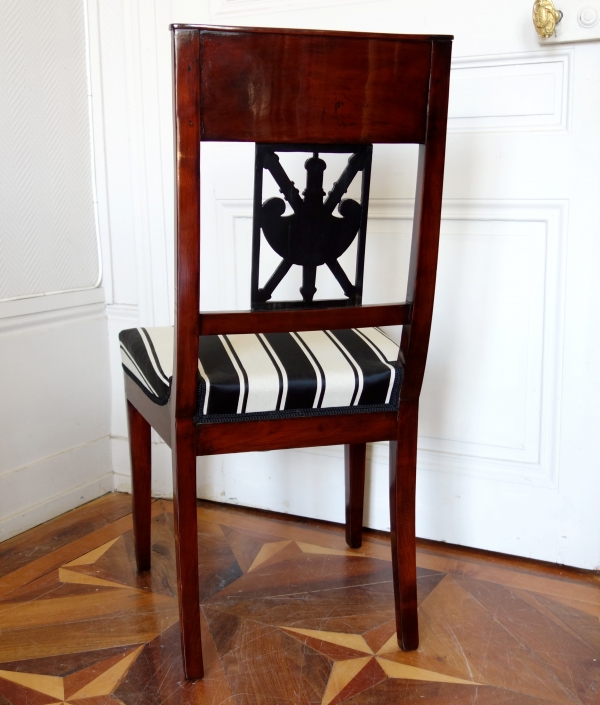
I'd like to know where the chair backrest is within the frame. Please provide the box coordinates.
[171,24,452,418]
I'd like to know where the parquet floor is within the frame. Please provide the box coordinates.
[0,494,599,704]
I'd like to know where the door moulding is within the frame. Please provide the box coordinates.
[215,197,568,488]
[449,49,573,133]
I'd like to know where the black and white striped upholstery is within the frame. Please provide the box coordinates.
[119,326,402,423]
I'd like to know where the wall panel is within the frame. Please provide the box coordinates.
[0,0,99,301]
[0,0,113,540]
[449,52,571,132]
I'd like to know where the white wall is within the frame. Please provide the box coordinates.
[0,0,113,539]
[96,0,600,570]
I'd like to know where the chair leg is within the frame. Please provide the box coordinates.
[344,443,366,549]
[172,418,204,679]
[389,400,419,651]
[127,400,152,572]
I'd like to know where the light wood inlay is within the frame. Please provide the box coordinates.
[376,657,479,684]
[0,670,64,699]
[248,540,293,572]
[297,542,359,557]
[283,628,373,655]
[58,567,132,589]
[65,537,121,567]
[69,645,143,699]
[322,657,372,705]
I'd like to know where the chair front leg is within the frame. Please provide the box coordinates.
[344,443,366,548]
[127,400,152,572]
[389,400,419,651]
[172,417,204,679]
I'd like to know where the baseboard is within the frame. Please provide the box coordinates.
[106,304,139,442]
[112,435,174,498]
[111,435,392,531]
[0,436,114,541]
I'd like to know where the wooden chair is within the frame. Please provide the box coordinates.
[120,24,452,679]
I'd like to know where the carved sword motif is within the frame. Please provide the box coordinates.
[256,146,370,304]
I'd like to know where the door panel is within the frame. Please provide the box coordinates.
[122,0,600,568]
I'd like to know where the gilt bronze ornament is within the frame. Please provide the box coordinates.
[532,0,563,38]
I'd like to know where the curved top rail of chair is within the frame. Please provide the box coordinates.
[169,24,454,42]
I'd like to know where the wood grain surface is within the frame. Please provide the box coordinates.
[0,493,599,704]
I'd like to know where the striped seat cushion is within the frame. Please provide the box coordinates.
[119,326,402,423]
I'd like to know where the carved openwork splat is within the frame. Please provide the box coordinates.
[251,144,373,311]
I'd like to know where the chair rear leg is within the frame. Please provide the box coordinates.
[127,400,152,572]
[389,400,419,651]
[344,443,366,548]
[172,418,204,679]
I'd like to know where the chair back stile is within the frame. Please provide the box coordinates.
[172,30,201,420]
[399,41,452,401]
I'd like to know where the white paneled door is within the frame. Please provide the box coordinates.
[104,0,600,568]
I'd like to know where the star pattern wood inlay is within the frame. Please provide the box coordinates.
[0,493,599,704]
[280,626,479,705]
[0,645,143,704]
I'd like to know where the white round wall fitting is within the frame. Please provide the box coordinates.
[578,4,600,27]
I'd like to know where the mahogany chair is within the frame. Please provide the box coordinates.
[119,24,452,679]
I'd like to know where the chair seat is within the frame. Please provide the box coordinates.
[119,326,402,423]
